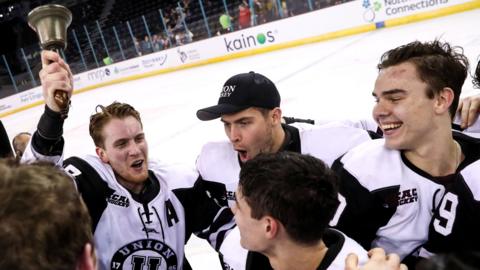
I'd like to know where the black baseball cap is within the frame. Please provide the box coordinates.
[196,71,280,121]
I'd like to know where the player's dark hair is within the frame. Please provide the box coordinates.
[378,40,469,119]
[253,107,271,118]
[89,101,142,147]
[0,160,94,270]
[239,151,339,245]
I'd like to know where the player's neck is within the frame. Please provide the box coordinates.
[116,174,145,194]
[267,240,327,270]
[404,131,463,177]
[271,124,286,153]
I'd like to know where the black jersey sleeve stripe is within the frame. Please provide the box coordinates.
[63,156,114,232]
[331,159,399,249]
[173,176,235,249]
[369,129,383,140]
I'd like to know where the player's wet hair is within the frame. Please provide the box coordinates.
[89,102,143,148]
[378,40,469,119]
[239,151,339,245]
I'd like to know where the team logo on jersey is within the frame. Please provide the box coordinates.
[226,190,236,201]
[398,188,418,205]
[111,239,178,270]
[107,193,130,207]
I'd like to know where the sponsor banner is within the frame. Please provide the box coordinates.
[72,50,172,89]
[141,54,168,69]
[73,75,83,89]
[86,67,113,82]
[1,0,473,115]
[223,29,278,52]
[0,102,14,114]
[0,86,42,115]
[227,0,384,52]
[361,0,472,22]
[215,1,366,53]
[112,62,141,76]
[176,48,201,63]
[19,88,43,105]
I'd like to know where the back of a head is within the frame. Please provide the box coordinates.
[239,152,339,245]
[0,161,93,270]
[12,132,32,159]
[377,40,469,118]
[89,101,142,147]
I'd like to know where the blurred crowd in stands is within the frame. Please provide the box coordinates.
[0,0,352,97]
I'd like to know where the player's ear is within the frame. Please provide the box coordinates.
[96,147,108,163]
[434,87,454,115]
[76,243,96,270]
[271,107,282,125]
[264,216,278,239]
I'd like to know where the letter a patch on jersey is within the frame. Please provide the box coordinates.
[165,199,179,227]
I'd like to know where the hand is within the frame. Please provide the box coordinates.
[345,248,408,270]
[39,50,73,112]
[457,94,480,129]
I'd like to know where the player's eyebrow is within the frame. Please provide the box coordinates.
[372,88,406,98]
[221,116,254,124]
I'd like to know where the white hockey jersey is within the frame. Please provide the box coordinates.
[23,137,234,270]
[331,132,480,260]
[196,123,374,269]
[222,228,368,270]
[196,123,374,208]
[420,131,480,257]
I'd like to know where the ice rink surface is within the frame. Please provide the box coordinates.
[2,8,480,269]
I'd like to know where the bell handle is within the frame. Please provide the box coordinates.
[46,47,69,110]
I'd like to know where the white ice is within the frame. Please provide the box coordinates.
[2,8,480,269]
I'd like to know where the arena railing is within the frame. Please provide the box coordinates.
[0,0,349,99]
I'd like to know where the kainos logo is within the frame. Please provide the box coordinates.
[111,239,178,270]
[224,30,276,52]
[362,0,382,22]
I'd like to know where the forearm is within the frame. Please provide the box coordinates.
[21,105,65,165]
